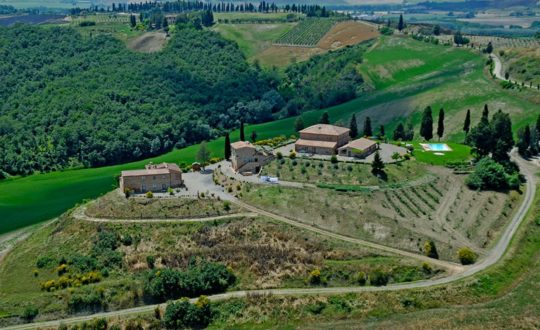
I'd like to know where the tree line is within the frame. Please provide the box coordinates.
[71,1,333,18]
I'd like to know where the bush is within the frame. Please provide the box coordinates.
[146,191,154,198]
[466,158,509,190]
[356,271,366,285]
[36,256,55,268]
[121,234,133,246]
[330,155,338,164]
[308,268,323,285]
[163,296,212,330]
[147,255,156,269]
[458,247,478,265]
[223,201,231,211]
[289,151,296,159]
[276,151,283,159]
[22,306,39,320]
[422,262,432,274]
[424,240,439,259]
[68,288,105,313]
[369,269,389,286]
[144,260,236,301]
[167,187,174,196]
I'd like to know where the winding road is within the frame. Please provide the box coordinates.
[2,151,536,330]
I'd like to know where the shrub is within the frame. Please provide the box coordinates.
[458,247,478,265]
[163,296,212,330]
[167,187,174,195]
[68,289,105,313]
[36,256,55,268]
[308,268,322,285]
[22,306,39,320]
[223,201,231,211]
[121,234,133,246]
[144,260,236,301]
[466,158,509,190]
[307,301,326,314]
[422,262,433,274]
[147,255,156,269]
[124,188,132,198]
[289,151,296,159]
[330,155,338,164]
[356,271,366,285]
[369,269,389,286]
[292,160,298,166]
[146,191,154,198]
[276,151,283,159]
[424,240,439,259]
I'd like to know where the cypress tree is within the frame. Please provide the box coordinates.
[319,111,330,124]
[424,241,439,259]
[224,133,231,160]
[130,14,136,28]
[437,108,445,140]
[295,117,304,132]
[379,125,385,138]
[349,114,358,138]
[397,14,404,31]
[363,116,373,137]
[371,151,385,175]
[463,109,471,134]
[240,121,245,141]
[250,130,257,143]
[536,114,540,133]
[393,123,405,141]
[420,106,433,141]
[481,104,489,125]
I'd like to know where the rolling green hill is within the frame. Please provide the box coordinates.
[1,35,539,234]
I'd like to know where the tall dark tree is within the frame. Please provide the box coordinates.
[463,109,471,134]
[397,14,404,31]
[517,126,531,156]
[371,151,385,175]
[379,125,385,138]
[250,130,257,143]
[393,123,405,141]
[349,114,358,138]
[485,41,493,54]
[363,116,372,137]
[201,9,214,27]
[420,106,433,141]
[437,108,445,140]
[319,111,330,124]
[481,104,489,125]
[295,117,304,132]
[490,110,513,162]
[240,121,245,141]
[129,14,136,28]
[224,133,231,160]
[536,114,540,133]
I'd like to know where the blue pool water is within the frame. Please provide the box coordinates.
[427,143,451,151]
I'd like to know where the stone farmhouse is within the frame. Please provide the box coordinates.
[295,124,351,155]
[338,137,378,158]
[231,141,273,175]
[120,162,183,193]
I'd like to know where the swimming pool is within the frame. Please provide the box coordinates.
[420,143,452,152]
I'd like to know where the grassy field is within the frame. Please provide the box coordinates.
[1,35,538,234]
[0,210,441,323]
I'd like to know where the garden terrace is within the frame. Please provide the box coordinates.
[241,165,522,262]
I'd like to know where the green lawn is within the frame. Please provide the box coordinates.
[1,35,538,234]
[412,142,472,165]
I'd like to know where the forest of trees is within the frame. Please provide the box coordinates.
[0,24,270,175]
[0,19,368,176]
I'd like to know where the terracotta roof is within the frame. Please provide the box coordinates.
[295,139,337,149]
[121,163,181,177]
[340,138,377,151]
[299,124,350,136]
[231,141,254,149]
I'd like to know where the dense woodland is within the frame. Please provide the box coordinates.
[0,24,271,175]
[0,19,367,176]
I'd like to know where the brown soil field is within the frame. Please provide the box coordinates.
[127,32,168,53]
[318,21,380,50]
[254,20,378,67]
